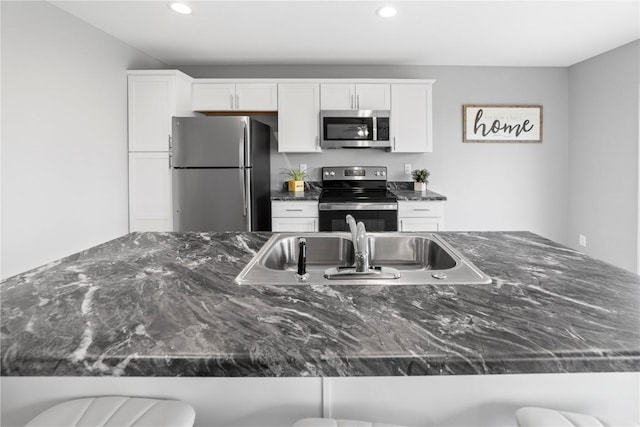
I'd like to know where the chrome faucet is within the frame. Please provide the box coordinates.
[346,214,371,273]
[354,222,370,272]
[346,214,358,245]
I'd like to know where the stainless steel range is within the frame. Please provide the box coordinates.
[318,166,398,232]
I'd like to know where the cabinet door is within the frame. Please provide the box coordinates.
[399,217,441,232]
[129,153,173,232]
[320,84,355,110]
[390,84,433,153]
[236,83,278,111]
[356,84,391,110]
[192,83,235,111]
[277,83,321,152]
[128,76,174,151]
[272,217,318,232]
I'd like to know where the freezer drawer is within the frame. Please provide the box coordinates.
[173,168,249,232]
[172,116,247,168]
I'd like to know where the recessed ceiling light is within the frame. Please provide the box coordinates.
[168,1,192,15]
[377,6,397,18]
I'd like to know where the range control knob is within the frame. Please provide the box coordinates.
[329,171,335,176]
[381,170,386,176]
[374,171,380,176]
[324,171,329,176]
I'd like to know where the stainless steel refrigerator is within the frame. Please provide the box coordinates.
[171,116,271,232]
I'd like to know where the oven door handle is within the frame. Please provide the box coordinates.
[319,203,398,211]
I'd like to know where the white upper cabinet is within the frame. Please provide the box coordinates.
[191,83,235,110]
[320,83,390,110]
[235,84,278,110]
[390,83,433,153]
[128,71,192,152]
[277,83,321,153]
[356,84,391,110]
[320,84,355,110]
[192,83,278,111]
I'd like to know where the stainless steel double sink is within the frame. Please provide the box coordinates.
[235,232,492,286]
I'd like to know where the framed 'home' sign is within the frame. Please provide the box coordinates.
[463,105,543,143]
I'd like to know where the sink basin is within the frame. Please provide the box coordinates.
[261,235,354,271]
[235,232,492,286]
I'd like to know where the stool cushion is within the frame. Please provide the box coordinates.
[25,396,195,427]
[516,407,606,427]
[293,418,407,427]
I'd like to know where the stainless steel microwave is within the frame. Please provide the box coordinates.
[320,110,391,149]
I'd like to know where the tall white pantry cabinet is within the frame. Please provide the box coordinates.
[127,71,193,232]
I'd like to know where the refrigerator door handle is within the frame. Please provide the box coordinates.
[239,122,246,167]
[244,169,252,231]
[240,168,247,217]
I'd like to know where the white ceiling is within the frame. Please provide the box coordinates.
[51,0,640,67]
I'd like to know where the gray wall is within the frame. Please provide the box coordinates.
[568,41,639,273]
[1,1,165,278]
[182,64,570,245]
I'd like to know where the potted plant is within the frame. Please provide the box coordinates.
[282,168,307,192]
[411,169,430,192]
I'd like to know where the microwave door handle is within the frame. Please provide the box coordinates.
[372,117,377,141]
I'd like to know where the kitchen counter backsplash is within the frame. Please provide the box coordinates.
[271,182,447,201]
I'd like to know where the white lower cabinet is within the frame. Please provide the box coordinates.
[128,152,173,232]
[398,201,445,232]
[271,201,319,232]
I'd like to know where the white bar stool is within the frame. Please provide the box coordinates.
[25,396,195,427]
[516,407,608,427]
[293,418,408,427]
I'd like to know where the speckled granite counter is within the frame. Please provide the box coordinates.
[271,181,322,201]
[270,182,445,202]
[392,189,447,201]
[270,189,321,201]
[1,231,638,377]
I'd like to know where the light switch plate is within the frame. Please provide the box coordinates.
[404,163,412,174]
[300,163,307,172]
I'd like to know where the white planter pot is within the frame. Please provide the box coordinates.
[414,182,427,192]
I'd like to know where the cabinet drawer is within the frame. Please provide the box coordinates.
[271,201,319,218]
[398,201,444,218]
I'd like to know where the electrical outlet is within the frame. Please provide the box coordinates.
[404,163,412,174]
[579,234,587,247]
[299,163,307,172]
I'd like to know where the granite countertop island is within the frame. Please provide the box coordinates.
[1,231,638,377]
